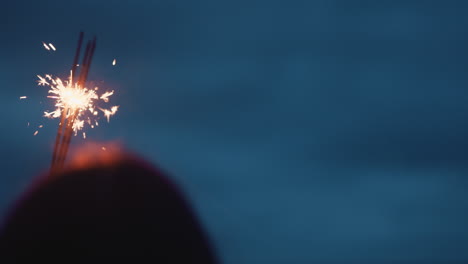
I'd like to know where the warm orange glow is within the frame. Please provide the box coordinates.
[67,142,124,169]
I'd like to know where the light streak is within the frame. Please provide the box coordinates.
[42,42,50,50]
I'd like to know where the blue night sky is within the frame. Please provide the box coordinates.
[2,0,468,263]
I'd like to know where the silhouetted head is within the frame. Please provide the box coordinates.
[0,148,217,263]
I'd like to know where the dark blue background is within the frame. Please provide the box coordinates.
[2,0,468,263]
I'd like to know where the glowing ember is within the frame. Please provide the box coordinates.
[38,72,118,135]
[34,131,39,136]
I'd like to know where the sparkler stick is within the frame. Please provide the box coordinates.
[50,33,84,170]
[71,32,84,83]
[54,114,76,170]
[41,32,117,174]
[53,37,97,171]
[50,107,68,169]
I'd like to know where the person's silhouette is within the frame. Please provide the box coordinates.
[0,154,218,263]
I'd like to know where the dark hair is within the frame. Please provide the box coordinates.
[0,157,218,263]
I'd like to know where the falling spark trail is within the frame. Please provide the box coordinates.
[34,131,38,136]
[20,96,27,99]
[112,59,116,65]
[49,43,56,51]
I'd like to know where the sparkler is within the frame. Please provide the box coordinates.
[39,32,118,174]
